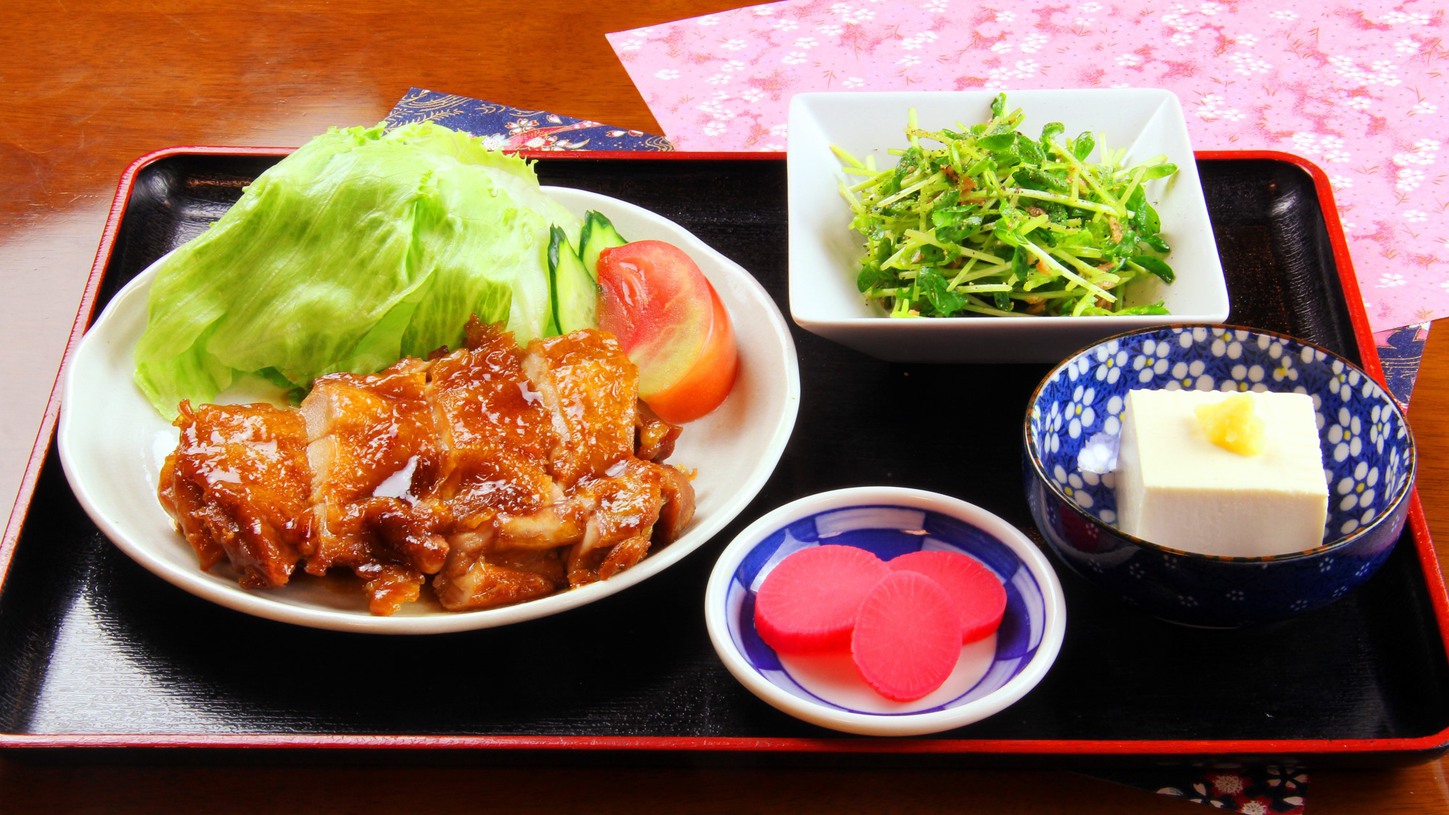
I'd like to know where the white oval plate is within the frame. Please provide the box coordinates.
[57,187,801,634]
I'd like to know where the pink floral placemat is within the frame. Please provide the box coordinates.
[606,0,1448,338]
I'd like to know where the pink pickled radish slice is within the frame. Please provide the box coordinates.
[889,549,1007,643]
[851,571,963,702]
[753,545,889,653]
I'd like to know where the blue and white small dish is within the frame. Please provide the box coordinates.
[1023,324,1417,627]
[705,487,1065,737]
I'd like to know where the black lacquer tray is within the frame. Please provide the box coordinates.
[2,149,1446,765]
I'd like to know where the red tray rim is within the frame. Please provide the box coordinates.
[2,147,1445,759]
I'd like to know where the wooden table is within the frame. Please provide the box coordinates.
[1,2,1444,811]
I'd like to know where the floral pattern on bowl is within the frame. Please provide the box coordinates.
[1023,325,1417,627]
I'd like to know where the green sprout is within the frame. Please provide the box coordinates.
[834,93,1179,319]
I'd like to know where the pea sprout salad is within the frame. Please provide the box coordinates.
[833,94,1179,318]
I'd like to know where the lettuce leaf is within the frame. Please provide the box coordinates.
[132,122,581,418]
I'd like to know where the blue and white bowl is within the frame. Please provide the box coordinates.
[705,487,1066,737]
[1023,325,1417,627]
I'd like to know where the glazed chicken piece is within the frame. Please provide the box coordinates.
[561,457,696,587]
[522,329,640,488]
[301,357,448,614]
[157,319,696,615]
[158,400,310,589]
[634,402,682,463]
[427,321,571,611]
[425,320,559,521]
[515,330,694,587]
[431,528,567,612]
[435,327,694,607]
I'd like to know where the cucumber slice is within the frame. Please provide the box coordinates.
[578,210,629,279]
[547,225,598,334]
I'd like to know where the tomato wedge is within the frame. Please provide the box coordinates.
[595,240,738,423]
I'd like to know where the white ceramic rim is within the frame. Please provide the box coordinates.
[56,187,802,634]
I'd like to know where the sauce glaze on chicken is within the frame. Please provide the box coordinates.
[157,319,696,615]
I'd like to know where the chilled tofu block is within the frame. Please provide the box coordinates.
[1115,389,1329,557]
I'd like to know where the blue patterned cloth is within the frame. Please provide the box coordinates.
[384,87,674,153]
[1376,324,1428,407]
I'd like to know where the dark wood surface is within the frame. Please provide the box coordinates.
[1,2,1445,811]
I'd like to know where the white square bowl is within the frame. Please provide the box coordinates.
[786,88,1229,364]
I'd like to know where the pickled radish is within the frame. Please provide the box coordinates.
[752,544,1010,702]
[888,550,1007,643]
[851,571,963,702]
[753,545,889,653]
